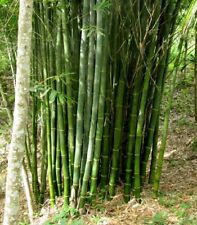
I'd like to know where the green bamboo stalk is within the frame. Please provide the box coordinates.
[31,95,40,203]
[154,8,197,194]
[46,95,55,206]
[110,2,119,88]
[70,0,80,78]
[141,0,183,182]
[40,2,55,207]
[79,2,104,209]
[90,25,108,198]
[104,7,119,196]
[47,4,58,194]
[134,1,162,197]
[100,78,111,197]
[56,132,62,196]
[50,97,57,194]
[51,8,61,198]
[34,2,48,204]
[109,74,125,198]
[57,96,70,205]
[61,0,75,181]
[71,0,90,206]
[40,105,48,204]
[56,13,70,205]
[81,0,96,180]
[154,38,184,196]
[134,70,150,199]
[49,50,58,195]
[123,72,141,202]
[31,5,45,203]
[148,117,159,184]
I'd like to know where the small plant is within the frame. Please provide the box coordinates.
[175,203,191,219]
[191,141,197,152]
[90,215,102,224]
[69,219,85,225]
[159,196,176,208]
[43,206,83,225]
[150,211,169,225]
[180,215,197,225]
[43,207,68,225]
[177,118,189,126]
[168,159,179,167]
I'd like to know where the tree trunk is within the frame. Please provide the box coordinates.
[3,0,33,224]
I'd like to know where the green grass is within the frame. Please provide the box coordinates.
[42,206,88,225]
[144,211,169,225]
[156,190,197,225]
[40,204,105,225]
[179,216,197,225]
[158,196,177,208]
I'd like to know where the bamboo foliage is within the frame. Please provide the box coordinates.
[22,0,196,212]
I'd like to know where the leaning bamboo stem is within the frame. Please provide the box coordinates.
[141,0,182,182]
[154,38,184,196]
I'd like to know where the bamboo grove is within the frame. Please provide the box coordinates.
[21,0,195,211]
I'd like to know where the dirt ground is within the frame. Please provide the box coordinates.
[85,124,197,225]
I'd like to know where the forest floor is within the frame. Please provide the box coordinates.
[0,73,197,225]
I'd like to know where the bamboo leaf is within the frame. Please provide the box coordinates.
[180,0,197,33]
[40,87,52,99]
[93,0,111,12]
[49,90,58,104]
[58,93,66,105]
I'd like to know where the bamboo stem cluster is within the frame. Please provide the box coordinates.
[26,0,186,210]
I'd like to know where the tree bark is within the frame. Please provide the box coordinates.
[3,0,33,224]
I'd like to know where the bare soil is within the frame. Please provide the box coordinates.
[83,124,197,225]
